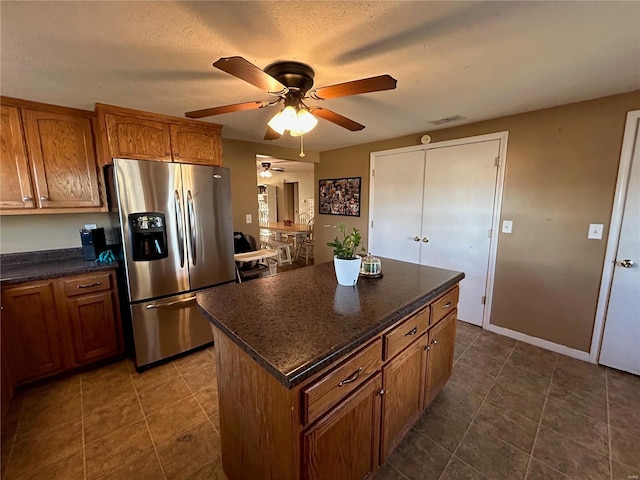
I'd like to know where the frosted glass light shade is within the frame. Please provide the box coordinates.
[290,109,318,137]
[268,106,317,136]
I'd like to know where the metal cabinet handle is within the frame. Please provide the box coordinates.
[620,259,634,268]
[442,301,452,309]
[414,236,420,242]
[338,366,363,387]
[404,326,418,337]
[378,389,387,396]
[165,152,171,157]
[174,152,180,157]
[431,339,438,345]
[146,296,197,309]
[422,237,429,243]
[424,345,431,351]
[40,196,48,201]
[77,282,101,289]
[22,196,32,202]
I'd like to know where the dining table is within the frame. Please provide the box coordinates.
[260,222,310,245]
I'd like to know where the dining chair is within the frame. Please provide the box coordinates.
[295,218,314,265]
[296,212,310,225]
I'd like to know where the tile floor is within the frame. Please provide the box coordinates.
[2,322,639,480]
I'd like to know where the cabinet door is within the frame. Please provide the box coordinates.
[303,373,382,480]
[22,109,101,208]
[424,311,457,406]
[105,113,172,162]
[1,281,64,382]
[66,290,120,365]
[170,124,222,165]
[0,105,35,209]
[380,338,426,461]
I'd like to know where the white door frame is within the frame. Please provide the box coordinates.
[369,131,509,330]
[589,110,640,363]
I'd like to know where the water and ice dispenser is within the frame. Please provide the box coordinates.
[128,213,168,261]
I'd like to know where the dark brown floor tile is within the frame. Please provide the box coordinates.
[20,377,80,415]
[156,420,221,480]
[387,428,451,480]
[2,392,24,441]
[477,331,517,349]
[370,462,406,480]
[81,360,130,390]
[14,394,81,443]
[465,337,513,363]
[433,382,484,422]
[555,355,606,382]
[83,391,144,443]
[98,448,165,480]
[456,321,482,337]
[131,362,179,392]
[526,459,571,479]
[607,368,640,411]
[137,376,192,415]
[413,402,470,452]
[455,347,506,378]
[610,427,640,470]
[440,456,488,480]
[514,342,558,365]
[210,412,220,432]
[507,344,557,379]
[497,363,551,397]
[546,381,607,422]
[552,369,606,397]
[456,424,529,480]
[6,418,82,479]
[612,459,640,480]
[487,377,546,422]
[450,363,495,397]
[532,426,610,480]
[180,363,217,394]
[194,385,219,418]
[173,349,216,375]
[147,396,208,445]
[82,375,136,414]
[473,400,538,453]
[85,420,154,479]
[609,399,640,439]
[541,399,609,456]
[9,451,84,480]
[1,437,14,478]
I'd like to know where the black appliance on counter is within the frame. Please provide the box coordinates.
[80,227,107,261]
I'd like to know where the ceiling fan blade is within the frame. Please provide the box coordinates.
[264,126,281,141]
[185,101,268,119]
[307,74,397,100]
[310,107,365,131]
[213,56,287,94]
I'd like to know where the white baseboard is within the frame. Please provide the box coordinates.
[487,323,590,362]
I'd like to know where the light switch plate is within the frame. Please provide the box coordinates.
[588,224,603,239]
[245,214,252,224]
[84,224,97,230]
[501,220,513,234]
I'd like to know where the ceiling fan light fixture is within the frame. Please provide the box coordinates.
[290,108,318,137]
[268,105,317,137]
[259,161,273,178]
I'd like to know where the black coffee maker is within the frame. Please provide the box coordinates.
[128,213,168,261]
[80,227,107,261]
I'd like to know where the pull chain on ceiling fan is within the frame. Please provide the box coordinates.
[185,56,397,142]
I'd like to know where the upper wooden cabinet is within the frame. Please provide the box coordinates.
[97,104,222,166]
[0,97,103,214]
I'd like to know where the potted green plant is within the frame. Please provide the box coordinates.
[327,222,365,286]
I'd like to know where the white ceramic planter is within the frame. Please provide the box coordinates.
[333,256,362,286]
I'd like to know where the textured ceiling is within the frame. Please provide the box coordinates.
[1,1,639,152]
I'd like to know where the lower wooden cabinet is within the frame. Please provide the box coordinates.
[0,270,123,386]
[303,373,382,480]
[424,311,457,406]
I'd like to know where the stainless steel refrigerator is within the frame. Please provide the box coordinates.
[112,158,235,369]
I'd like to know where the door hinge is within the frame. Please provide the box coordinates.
[371,220,375,228]
[494,156,500,167]
[372,169,375,177]
[482,295,486,305]
[488,228,492,238]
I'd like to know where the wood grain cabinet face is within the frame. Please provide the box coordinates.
[1,281,65,383]
[105,113,172,162]
[0,105,35,209]
[424,310,457,406]
[303,373,382,480]
[169,124,222,166]
[22,109,101,208]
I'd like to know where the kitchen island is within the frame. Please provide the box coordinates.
[197,259,464,480]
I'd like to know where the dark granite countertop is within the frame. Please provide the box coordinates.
[1,248,119,285]
[196,258,464,389]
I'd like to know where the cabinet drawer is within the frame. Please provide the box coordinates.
[303,338,382,425]
[62,272,112,297]
[431,287,459,326]
[383,306,430,361]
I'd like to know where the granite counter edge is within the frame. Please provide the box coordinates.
[0,261,119,285]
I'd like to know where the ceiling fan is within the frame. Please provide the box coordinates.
[185,56,397,141]
[258,162,284,178]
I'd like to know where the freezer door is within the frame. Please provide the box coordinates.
[130,293,214,367]
[114,158,189,301]
[181,164,235,290]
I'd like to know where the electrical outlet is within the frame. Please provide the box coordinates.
[588,224,603,239]
[501,220,513,234]
[245,214,252,224]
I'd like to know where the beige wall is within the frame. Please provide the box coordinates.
[316,91,640,352]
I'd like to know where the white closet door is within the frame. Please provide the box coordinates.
[370,150,425,263]
[420,140,500,325]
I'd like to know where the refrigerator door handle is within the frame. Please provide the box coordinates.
[174,190,185,268]
[145,296,197,309]
[187,190,197,266]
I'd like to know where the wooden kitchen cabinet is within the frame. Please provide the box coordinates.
[97,104,222,166]
[424,310,457,406]
[303,373,382,480]
[0,270,123,389]
[0,97,103,214]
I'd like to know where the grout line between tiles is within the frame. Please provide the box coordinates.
[606,369,614,480]
[523,352,558,479]
[2,393,25,479]
[173,359,220,434]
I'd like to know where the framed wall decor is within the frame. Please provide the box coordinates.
[318,177,361,216]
